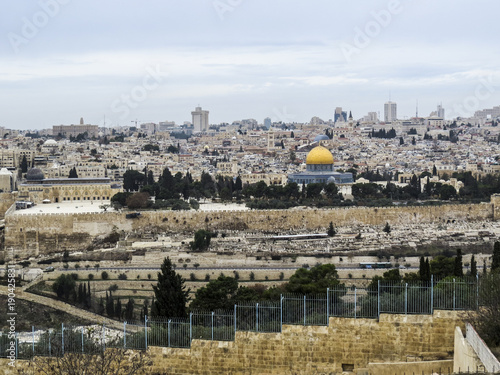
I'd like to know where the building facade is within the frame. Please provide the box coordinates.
[384,101,397,123]
[53,124,99,138]
[18,168,121,203]
[191,107,209,132]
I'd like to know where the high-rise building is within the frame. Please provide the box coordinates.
[384,101,397,123]
[334,107,347,123]
[437,104,445,119]
[264,117,272,129]
[191,106,209,132]
[367,112,378,122]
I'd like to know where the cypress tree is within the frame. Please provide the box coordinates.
[471,255,477,278]
[152,258,190,318]
[419,256,425,281]
[150,296,158,317]
[98,297,104,315]
[327,222,336,237]
[419,257,431,282]
[454,249,464,277]
[78,283,83,305]
[20,155,28,173]
[82,283,87,307]
[125,299,135,321]
[115,299,122,320]
[106,291,114,317]
[141,299,148,321]
[425,258,431,282]
[143,299,149,320]
[492,241,500,272]
[87,280,92,308]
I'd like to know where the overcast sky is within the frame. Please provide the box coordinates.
[1,0,499,130]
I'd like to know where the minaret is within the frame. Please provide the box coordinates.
[267,129,275,151]
[348,111,354,128]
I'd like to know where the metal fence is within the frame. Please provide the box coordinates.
[0,277,481,359]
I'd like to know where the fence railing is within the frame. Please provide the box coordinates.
[0,277,481,359]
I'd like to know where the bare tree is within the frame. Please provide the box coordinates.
[19,349,150,375]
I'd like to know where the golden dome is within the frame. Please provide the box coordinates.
[306,146,334,165]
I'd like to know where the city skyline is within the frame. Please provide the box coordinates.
[1,0,500,129]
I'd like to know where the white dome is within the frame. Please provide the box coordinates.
[44,139,58,145]
[0,168,12,175]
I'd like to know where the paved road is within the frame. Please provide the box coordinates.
[53,266,419,272]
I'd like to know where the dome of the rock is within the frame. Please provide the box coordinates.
[305,146,334,165]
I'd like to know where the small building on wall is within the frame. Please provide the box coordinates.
[18,168,122,204]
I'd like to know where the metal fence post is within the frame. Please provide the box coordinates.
[81,327,84,353]
[123,321,127,349]
[211,312,214,341]
[326,288,330,326]
[15,332,18,360]
[61,323,64,356]
[354,288,357,319]
[476,273,479,310]
[234,304,237,335]
[48,330,51,357]
[405,283,408,315]
[144,315,148,350]
[303,295,306,326]
[453,278,456,311]
[102,324,105,352]
[377,280,381,319]
[32,326,35,356]
[280,295,283,332]
[256,303,259,332]
[189,313,192,345]
[168,319,171,347]
[431,275,434,314]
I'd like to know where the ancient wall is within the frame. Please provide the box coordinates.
[0,193,16,219]
[147,311,463,374]
[3,202,494,257]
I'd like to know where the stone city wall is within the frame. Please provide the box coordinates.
[3,203,494,258]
